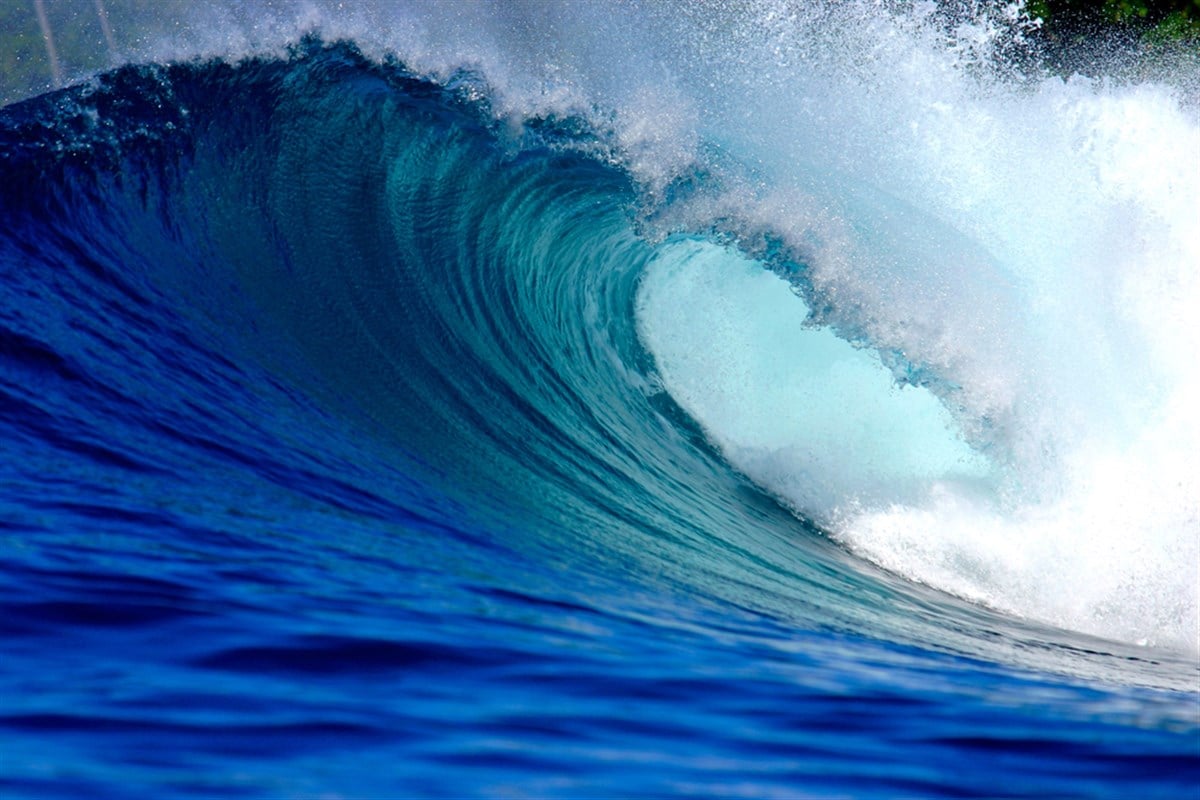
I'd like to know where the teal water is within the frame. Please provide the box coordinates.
[2,3,1198,796]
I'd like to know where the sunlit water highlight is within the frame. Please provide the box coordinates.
[1,2,1197,797]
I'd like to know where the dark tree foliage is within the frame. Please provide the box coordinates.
[1028,0,1200,35]
[1024,0,1198,76]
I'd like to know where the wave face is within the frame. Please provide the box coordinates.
[1,2,1198,797]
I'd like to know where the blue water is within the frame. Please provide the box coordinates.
[2,4,1199,798]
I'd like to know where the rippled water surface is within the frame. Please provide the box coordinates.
[2,2,1198,797]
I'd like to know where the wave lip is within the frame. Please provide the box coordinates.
[1,8,1199,797]
[2,25,1196,671]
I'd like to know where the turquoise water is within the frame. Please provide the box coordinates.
[1,3,1197,796]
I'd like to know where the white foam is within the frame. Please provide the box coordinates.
[95,0,1200,652]
[626,4,1200,653]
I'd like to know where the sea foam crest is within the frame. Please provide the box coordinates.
[630,2,1200,652]
[57,0,1199,652]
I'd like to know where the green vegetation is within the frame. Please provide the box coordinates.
[1027,0,1200,39]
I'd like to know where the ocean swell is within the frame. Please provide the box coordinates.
[3,28,1196,665]
[1,7,1199,795]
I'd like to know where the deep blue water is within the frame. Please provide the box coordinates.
[1,34,1197,799]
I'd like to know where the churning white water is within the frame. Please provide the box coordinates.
[628,3,1199,653]
[53,0,1198,653]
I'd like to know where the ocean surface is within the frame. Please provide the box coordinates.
[1,2,1198,797]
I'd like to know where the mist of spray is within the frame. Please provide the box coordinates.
[32,0,1200,652]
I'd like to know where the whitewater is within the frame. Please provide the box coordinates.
[1,1,1197,797]
[267,0,1200,653]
